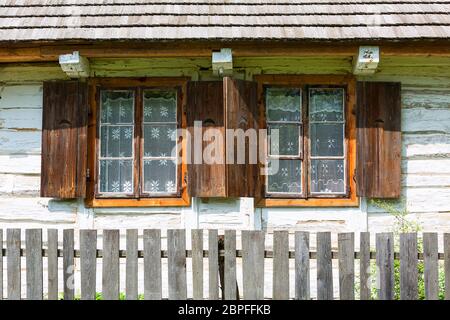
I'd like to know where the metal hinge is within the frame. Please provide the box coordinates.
[86,168,90,179]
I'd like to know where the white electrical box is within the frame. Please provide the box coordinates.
[353,46,380,75]
[212,48,233,76]
[59,51,90,78]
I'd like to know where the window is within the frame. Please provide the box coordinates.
[86,78,189,207]
[256,75,357,207]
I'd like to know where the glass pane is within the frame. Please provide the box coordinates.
[143,90,177,122]
[269,124,301,156]
[99,159,133,193]
[310,159,345,194]
[143,159,177,194]
[266,87,301,122]
[100,91,134,124]
[143,124,177,157]
[310,123,344,157]
[100,125,133,157]
[309,88,344,122]
[267,159,302,194]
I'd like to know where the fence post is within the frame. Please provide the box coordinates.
[423,232,438,300]
[7,229,21,300]
[400,233,418,300]
[273,230,289,300]
[295,231,310,300]
[80,229,97,300]
[242,230,265,300]
[192,229,204,300]
[0,230,3,300]
[224,230,237,300]
[63,229,74,300]
[26,229,43,300]
[144,229,162,300]
[126,229,138,300]
[338,232,355,300]
[376,233,394,300]
[47,229,58,300]
[208,229,219,300]
[168,229,187,300]
[359,232,371,300]
[102,229,120,300]
[444,233,450,300]
[317,232,333,300]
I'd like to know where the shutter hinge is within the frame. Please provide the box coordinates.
[184,172,188,186]
[86,168,90,179]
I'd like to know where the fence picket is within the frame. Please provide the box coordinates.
[102,230,120,300]
[47,229,58,300]
[359,232,371,300]
[126,229,138,300]
[338,232,354,300]
[192,229,204,300]
[168,229,187,300]
[26,229,43,300]
[317,232,333,300]
[0,230,3,300]
[242,230,265,300]
[224,230,237,300]
[208,229,219,300]
[295,231,310,300]
[273,230,289,300]
[7,229,21,300]
[376,232,394,300]
[144,229,162,300]
[444,233,450,300]
[423,232,439,300]
[63,229,74,300]
[80,229,97,300]
[400,233,418,300]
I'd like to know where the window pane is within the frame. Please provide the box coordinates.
[269,124,301,156]
[100,125,133,158]
[266,87,301,122]
[143,159,177,194]
[101,91,134,124]
[143,124,177,157]
[99,159,133,193]
[309,88,344,122]
[267,159,302,194]
[143,90,177,122]
[310,123,344,157]
[310,159,345,194]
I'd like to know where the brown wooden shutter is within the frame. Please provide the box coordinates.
[356,81,402,198]
[41,81,88,198]
[224,77,259,197]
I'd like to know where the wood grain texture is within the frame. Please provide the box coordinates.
[272,230,289,300]
[167,229,187,300]
[444,233,450,300]
[25,229,43,300]
[317,232,333,300]
[102,229,120,300]
[224,230,237,300]
[191,229,204,300]
[7,229,21,300]
[80,229,97,300]
[208,229,219,300]
[0,230,3,300]
[356,81,402,198]
[125,229,138,300]
[41,81,88,198]
[63,229,74,300]
[376,233,394,300]
[295,231,310,300]
[144,229,162,300]
[400,233,418,300]
[242,230,265,300]
[338,232,354,300]
[423,232,439,300]
[47,229,58,300]
[359,232,371,300]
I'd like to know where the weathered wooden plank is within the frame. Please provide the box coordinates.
[423,232,439,300]
[144,229,162,300]
[273,230,289,300]
[400,233,418,300]
[167,229,187,300]
[7,229,21,300]
[208,229,219,300]
[80,229,97,300]
[47,229,58,300]
[242,230,265,300]
[0,230,3,300]
[359,232,371,300]
[125,229,138,300]
[295,231,310,300]
[317,232,333,300]
[63,229,74,300]
[444,233,450,300]
[102,229,120,300]
[376,233,394,300]
[338,232,355,300]
[26,229,43,300]
[192,229,204,300]
[224,230,237,300]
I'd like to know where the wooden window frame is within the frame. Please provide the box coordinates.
[255,75,358,207]
[86,78,190,208]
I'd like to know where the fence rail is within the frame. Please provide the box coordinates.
[0,229,450,300]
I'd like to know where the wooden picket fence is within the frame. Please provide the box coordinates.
[1,229,450,300]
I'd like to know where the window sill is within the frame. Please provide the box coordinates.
[255,196,359,208]
[85,196,191,208]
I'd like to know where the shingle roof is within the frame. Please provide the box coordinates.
[1,0,449,42]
